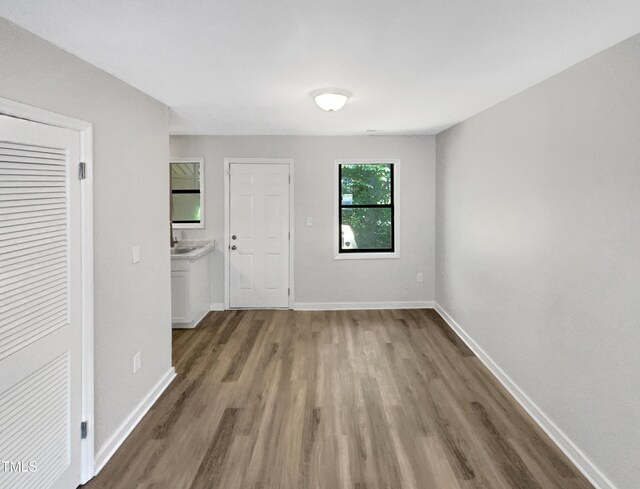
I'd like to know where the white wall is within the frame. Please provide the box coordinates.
[170,135,435,308]
[436,34,640,489]
[0,18,172,452]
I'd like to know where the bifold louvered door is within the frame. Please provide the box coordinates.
[0,115,83,489]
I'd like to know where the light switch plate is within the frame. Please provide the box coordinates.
[132,245,140,264]
[306,217,313,226]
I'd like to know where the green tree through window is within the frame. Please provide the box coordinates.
[339,163,394,252]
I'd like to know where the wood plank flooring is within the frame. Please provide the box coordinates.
[85,309,593,489]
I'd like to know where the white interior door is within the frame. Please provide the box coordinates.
[0,115,83,489]
[229,163,290,308]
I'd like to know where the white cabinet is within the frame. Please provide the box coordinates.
[171,241,213,328]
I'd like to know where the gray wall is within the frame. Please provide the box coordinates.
[170,135,435,307]
[0,18,172,451]
[436,34,640,489]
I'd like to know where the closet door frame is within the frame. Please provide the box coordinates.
[0,96,95,483]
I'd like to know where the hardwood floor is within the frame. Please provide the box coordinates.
[85,309,593,489]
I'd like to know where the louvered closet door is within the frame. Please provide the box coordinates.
[0,115,83,489]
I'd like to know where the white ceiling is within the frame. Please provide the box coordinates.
[1,1,640,135]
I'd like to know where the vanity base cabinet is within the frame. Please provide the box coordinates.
[171,252,211,328]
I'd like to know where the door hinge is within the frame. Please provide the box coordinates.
[78,162,86,180]
[288,288,290,296]
[288,175,291,184]
[80,421,88,439]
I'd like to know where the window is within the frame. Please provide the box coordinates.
[336,160,399,258]
[170,158,205,228]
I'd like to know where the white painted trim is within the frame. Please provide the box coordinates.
[170,157,205,229]
[294,301,434,311]
[333,252,400,260]
[334,159,400,260]
[210,302,225,311]
[0,96,91,131]
[0,97,95,484]
[79,125,95,485]
[172,308,209,329]
[433,303,618,489]
[93,367,176,475]
[224,157,295,310]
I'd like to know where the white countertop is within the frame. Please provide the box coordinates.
[170,240,215,261]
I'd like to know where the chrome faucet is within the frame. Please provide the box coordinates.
[170,221,178,247]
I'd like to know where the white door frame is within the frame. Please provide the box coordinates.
[224,157,294,309]
[0,97,95,483]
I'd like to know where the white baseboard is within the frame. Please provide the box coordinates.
[210,302,225,311]
[93,367,176,475]
[293,301,434,311]
[173,308,211,329]
[434,303,617,489]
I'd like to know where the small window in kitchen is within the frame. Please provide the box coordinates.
[170,158,204,228]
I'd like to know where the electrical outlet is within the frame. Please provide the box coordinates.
[416,272,424,283]
[133,351,142,373]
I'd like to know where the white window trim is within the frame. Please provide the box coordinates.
[170,157,205,229]
[334,159,400,260]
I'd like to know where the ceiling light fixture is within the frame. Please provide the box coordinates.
[312,88,350,112]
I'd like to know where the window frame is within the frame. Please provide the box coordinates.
[170,157,205,229]
[334,159,400,260]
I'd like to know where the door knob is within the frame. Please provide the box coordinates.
[231,245,237,250]
[232,235,237,240]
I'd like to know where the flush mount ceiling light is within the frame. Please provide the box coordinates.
[312,88,351,112]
